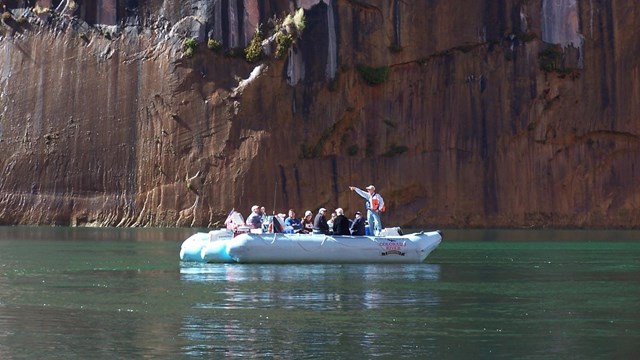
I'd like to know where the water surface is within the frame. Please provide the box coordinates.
[0,227,639,359]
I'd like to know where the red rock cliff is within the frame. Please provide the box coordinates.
[0,0,638,228]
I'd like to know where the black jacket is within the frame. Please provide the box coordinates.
[350,216,366,235]
[332,215,351,235]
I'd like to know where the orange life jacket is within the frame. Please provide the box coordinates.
[371,196,385,212]
[371,197,379,210]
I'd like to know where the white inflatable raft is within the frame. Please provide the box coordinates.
[180,228,442,264]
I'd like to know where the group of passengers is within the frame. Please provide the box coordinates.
[244,206,367,236]
[236,184,384,236]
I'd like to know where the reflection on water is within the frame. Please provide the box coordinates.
[180,263,441,310]
[179,263,441,283]
[176,263,444,358]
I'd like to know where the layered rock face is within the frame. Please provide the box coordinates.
[0,0,638,228]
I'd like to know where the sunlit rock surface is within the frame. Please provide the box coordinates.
[0,0,639,228]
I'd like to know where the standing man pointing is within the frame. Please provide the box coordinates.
[349,185,385,236]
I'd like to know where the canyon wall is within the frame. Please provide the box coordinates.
[0,0,639,228]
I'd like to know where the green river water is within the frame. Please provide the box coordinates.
[0,227,639,359]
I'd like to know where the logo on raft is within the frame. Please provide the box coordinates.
[378,240,407,256]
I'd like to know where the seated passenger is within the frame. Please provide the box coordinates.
[245,205,262,229]
[350,211,366,236]
[284,209,303,233]
[327,212,337,232]
[332,208,351,235]
[313,208,330,235]
[301,210,314,234]
[261,207,271,231]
